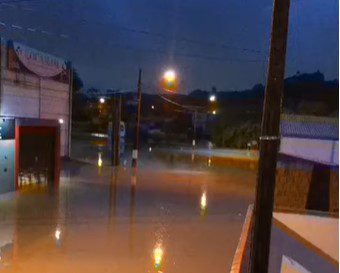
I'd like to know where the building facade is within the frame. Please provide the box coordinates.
[0,38,72,157]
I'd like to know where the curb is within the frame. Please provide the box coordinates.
[230,204,254,273]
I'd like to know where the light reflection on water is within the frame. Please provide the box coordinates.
[97,152,103,167]
[0,162,254,272]
[153,242,164,272]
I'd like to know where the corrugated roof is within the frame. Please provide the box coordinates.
[280,114,339,140]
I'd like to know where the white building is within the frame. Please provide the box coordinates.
[0,39,72,156]
[280,114,338,166]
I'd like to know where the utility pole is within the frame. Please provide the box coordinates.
[192,110,197,148]
[113,95,121,166]
[68,62,73,158]
[132,69,142,168]
[249,0,290,272]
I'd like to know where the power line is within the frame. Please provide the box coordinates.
[0,2,266,55]
[0,20,69,38]
[0,19,265,64]
[0,0,41,4]
[101,41,265,63]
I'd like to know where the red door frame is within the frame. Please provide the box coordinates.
[15,125,60,190]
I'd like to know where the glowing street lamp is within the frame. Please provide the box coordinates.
[99,97,105,104]
[209,94,216,102]
[164,70,176,82]
[162,69,178,92]
[212,110,216,115]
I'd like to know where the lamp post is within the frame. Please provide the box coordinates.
[132,69,142,168]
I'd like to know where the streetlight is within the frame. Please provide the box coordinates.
[99,97,105,104]
[151,105,155,110]
[209,94,216,102]
[212,110,216,115]
[164,69,175,81]
[162,69,177,92]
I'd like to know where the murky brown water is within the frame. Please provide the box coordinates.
[0,161,255,273]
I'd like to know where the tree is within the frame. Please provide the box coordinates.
[72,69,84,93]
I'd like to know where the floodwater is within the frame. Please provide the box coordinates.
[0,160,255,273]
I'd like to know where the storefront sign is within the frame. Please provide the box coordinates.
[7,40,69,83]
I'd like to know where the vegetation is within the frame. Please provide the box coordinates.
[72,71,338,149]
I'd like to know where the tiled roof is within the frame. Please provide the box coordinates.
[280,114,338,140]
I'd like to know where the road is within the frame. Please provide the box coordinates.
[157,147,259,160]
[0,158,255,273]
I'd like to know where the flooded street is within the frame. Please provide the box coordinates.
[0,161,255,273]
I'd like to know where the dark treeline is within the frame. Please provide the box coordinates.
[72,71,338,148]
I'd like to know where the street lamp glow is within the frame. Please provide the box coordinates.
[212,110,216,115]
[99,97,105,104]
[151,105,155,110]
[163,69,176,82]
[58,118,64,124]
[209,94,216,102]
[161,69,178,92]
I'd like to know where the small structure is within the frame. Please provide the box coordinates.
[276,114,338,214]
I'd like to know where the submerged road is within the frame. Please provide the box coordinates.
[0,159,255,273]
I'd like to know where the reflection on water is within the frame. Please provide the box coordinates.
[54,227,61,247]
[129,169,137,254]
[108,168,118,227]
[0,161,255,273]
[191,152,195,162]
[208,157,212,167]
[200,190,208,216]
[97,152,103,176]
[153,243,164,272]
[97,152,103,167]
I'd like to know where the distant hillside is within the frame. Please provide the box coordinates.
[188,71,338,116]
[187,71,338,148]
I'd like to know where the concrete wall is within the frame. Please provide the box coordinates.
[280,137,339,166]
[268,219,338,273]
[0,42,70,157]
[231,211,338,273]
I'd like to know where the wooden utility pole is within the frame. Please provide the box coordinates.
[113,95,121,166]
[192,109,197,148]
[68,62,73,158]
[249,0,290,272]
[132,69,142,168]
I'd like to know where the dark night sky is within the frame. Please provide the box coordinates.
[0,0,338,93]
